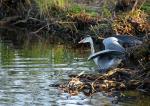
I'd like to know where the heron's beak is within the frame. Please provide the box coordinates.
[78,40,83,44]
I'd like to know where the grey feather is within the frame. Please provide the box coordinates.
[88,49,124,60]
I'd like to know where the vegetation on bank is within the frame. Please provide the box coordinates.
[0,0,149,37]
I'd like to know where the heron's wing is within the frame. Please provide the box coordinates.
[113,35,143,47]
[88,49,123,60]
[104,41,125,52]
[102,37,125,52]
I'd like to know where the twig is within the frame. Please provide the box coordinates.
[138,60,146,70]
[12,8,32,25]
[132,0,138,12]
[139,0,146,9]
[77,71,85,78]
[30,24,48,34]
[56,21,76,24]
[28,17,45,22]
[90,25,98,36]
[136,83,148,93]
[72,22,78,33]
[92,74,106,85]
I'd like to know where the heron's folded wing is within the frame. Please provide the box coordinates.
[88,49,124,60]
[105,42,125,52]
[114,35,143,47]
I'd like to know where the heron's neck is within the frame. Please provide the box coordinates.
[89,39,98,65]
[89,39,95,54]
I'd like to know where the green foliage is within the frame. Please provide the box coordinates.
[84,8,98,17]
[90,22,112,36]
[101,1,112,18]
[35,0,53,16]
[67,3,97,17]
[141,2,150,14]
[68,4,83,13]
[35,0,70,17]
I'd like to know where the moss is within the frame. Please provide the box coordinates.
[67,4,98,17]
[68,4,83,13]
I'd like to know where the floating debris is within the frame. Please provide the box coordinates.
[57,66,150,97]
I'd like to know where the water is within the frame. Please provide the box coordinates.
[0,40,112,106]
[0,30,149,106]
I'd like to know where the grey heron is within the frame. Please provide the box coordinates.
[78,35,142,72]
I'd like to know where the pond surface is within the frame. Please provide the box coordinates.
[0,30,149,106]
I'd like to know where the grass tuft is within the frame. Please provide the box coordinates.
[35,0,70,17]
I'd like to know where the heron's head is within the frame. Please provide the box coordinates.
[78,35,93,44]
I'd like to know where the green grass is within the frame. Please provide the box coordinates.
[68,4,83,13]
[141,2,150,14]
[34,0,98,18]
[35,0,70,16]
[67,3,98,16]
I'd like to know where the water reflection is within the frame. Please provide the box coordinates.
[0,40,98,106]
[0,37,149,106]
